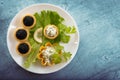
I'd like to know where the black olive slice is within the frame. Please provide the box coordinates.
[17,42,31,55]
[14,28,29,41]
[22,14,36,29]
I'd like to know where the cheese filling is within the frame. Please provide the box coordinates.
[42,46,55,63]
[46,25,57,37]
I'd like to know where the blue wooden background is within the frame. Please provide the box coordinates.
[0,0,120,80]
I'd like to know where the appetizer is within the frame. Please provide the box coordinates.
[14,10,76,68]
[16,42,31,56]
[22,14,36,29]
[14,27,29,42]
[37,42,55,66]
[44,25,59,39]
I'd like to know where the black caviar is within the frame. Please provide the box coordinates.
[16,29,27,40]
[23,16,34,26]
[18,43,29,54]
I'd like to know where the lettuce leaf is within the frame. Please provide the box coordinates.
[62,52,72,61]
[60,32,70,43]
[50,53,62,64]
[24,35,40,68]
[58,23,76,34]
[53,43,64,53]
[65,26,76,33]
[50,43,71,64]
[58,23,77,43]
[30,13,42,33]
[50,51,72,64]
[37,10,64,27]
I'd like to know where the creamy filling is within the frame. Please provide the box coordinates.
[42,46,55,63]
[46,25,57,37]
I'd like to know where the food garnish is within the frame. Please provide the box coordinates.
[34,28,43,43]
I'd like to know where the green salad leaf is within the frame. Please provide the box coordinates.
[30,13,42,33]
[37,10,64,27]
[50,53,62,64]
[53,43,64,53]
[50,51,72,64]
[60,32,70,43]
[24,34,40,68]
[65,26,76,33]
[58,23,76,34]
[58,23,76,43]
[62,52,72,61]
[50,43,72,64]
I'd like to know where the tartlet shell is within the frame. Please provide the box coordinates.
[37,42,55,66]
[16,42,31,56]
[44,25,59,39]
[21,14,36,29]
[14,27,29,42]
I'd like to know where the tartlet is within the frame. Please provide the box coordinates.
[16,42,31,56]
[14,27,29,42]
[37,42,55,66]
[21,14,36,29]
[44,25,59,39]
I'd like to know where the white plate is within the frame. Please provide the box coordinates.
[7,3,80,74]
